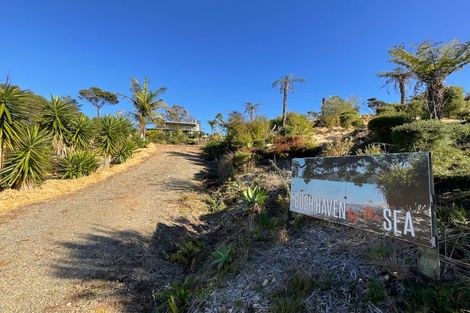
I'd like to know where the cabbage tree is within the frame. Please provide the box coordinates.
[0,84,30,168]
[0,126,51,190]
[40,96,79,157]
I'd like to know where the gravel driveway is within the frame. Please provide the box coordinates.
[0,145,205,313]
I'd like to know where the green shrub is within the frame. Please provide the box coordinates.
[203,139,228,161]
[0,126,51,190]
[355,143,384,155]
[271,296,303,313]
[161,279,192,313]
[231,150,255,172]
[391,121,470,177]
[391,120,447,151]
[401,280,470,313]
[270,271,315,313]
[169,239,204,266]
[365,278,386,304]
[57,150,99,179]
[320,96,360,128]
[376,103,405,115]
[367,112,414,143]
[242,186,268,211]
[112,139,137,164]
[271,112,313,139]
[131,135,148,148]
[322,138,354,156]
[339,110,363,128]
[211,244,235,272]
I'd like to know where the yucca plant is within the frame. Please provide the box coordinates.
[68,114,96,151]
[112,138,137,164]
[211,244,235,272]
[0,126,51,190]
[57,150,99,179]
[0,84,30,168]
[40,96,79,157]
[96,116,129,168]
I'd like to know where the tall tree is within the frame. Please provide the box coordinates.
[272,74,305,128]
[378,67,413,104]
[244,102,261,122]
[164,104,191,122]
[389,40,470,119]
[208,119,217,134]
[79,87,118,117]
[40,96,79,157]
[123,78,167,139]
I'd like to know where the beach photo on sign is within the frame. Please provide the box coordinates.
[290,152,433,247]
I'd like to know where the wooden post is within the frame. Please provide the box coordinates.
[417,152,440,280]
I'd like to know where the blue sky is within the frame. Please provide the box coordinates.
[1,0,469,132]
[292,178,386,207]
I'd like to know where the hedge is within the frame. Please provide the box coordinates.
[367,113,414,143]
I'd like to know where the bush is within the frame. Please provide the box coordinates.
[391,121,470,177]
[271,112,313,139]
[57,150,99,179]
[401,280,470,313]
[169,239,204,267]
[376,103,405,115]
[365,278,386,304]
[339,110,363,128]
[322,138,354,156]
[224,113,272,149]
[112,139,137,164]
[355,143,384,155]
[391,120,447,151]
[0,126,51,190]
[231,150,255,172]
[211,244,235,272]
[203,139,228,161]
[367,113,414,143]
[320,96,360,128]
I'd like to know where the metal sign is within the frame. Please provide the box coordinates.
[290,152,436,248]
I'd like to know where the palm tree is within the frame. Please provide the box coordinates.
[0,84,30,169]
[0,126,51,190]
[272,74,305,128]
[378,67,413,105]
[244,102,261,122]
[39,96,79,157]
[122,78,167,139]
[208,119,217,134]
[389,40,470,119]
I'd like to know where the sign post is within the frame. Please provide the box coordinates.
[290,152,440,279]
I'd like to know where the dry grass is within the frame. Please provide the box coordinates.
[0,143,158,214]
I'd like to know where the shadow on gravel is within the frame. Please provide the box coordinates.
[52,223,187,312]
[52,209,234,312]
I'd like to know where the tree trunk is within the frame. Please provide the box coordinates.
[96,106,100,117]
[426,83,445,120]
[103,155,112,169]
[140,123,146,140]
[399,81,406,105]
[282,86,288,129]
